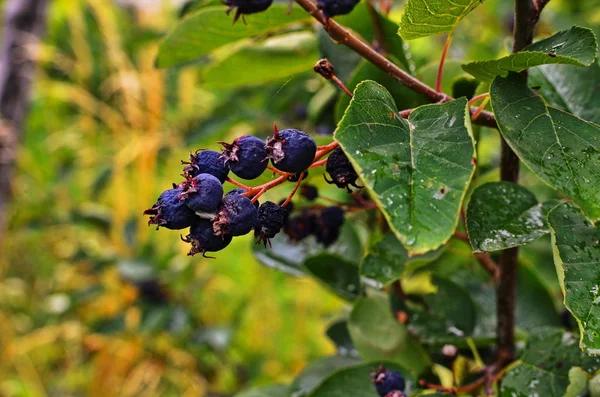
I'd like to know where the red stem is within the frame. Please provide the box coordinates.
[436,32,454,93]
[282,171,305,207]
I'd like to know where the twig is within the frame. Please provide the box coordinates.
[226,176,251,190]
[314,58,353,97]
[472,97,491,120]
[282,171,305,207]
[294,0,498,129]
[436,31,454,92]
[468,92,490,106]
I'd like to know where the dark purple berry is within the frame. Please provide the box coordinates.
[265,128,316,173]
[255,201,289,247]
[300,184,319,201]
[315,206,344,246]
[226,188,259,208]
[325,146,361,192]
[371,366,406,397]
[213,193,258,237]
[144,188,196,230]
[225,0,273,23]
[179,173,223,213]
[284,210,317,242]
[182,219,232,257]
[135,279,169,305]
[183,150,229,183]
[220,136,268,180]
[317,0,360,17]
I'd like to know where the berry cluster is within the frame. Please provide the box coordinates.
[371,366,407,397]
[144,125,360,257]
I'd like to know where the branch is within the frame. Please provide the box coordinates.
[294,0,498,129]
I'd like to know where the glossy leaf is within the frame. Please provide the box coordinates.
[463,26,598,81]
[289,356,361,397]
[234,384,289,397]
[398,0,483,40]
[491,72,600,221]
[307,362,417,397]
[529,62,600,124]
[466,182,554,252]
[304,254,361,301]
[500,327,600,396]
[203,32,318,88]
[335,81,475,254]
[156,5,309,67]
[348,295,430,375]
[549,202,600,354]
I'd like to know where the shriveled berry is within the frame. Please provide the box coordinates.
[284,210,317,242]
[220,136,268,180]
[144,188,196,230]
[182,219,232,257]
[266,128,316,173]
[371,366,406,397]
[317,0,360,17]
[225,0,273,23]
[300,184,318,201]
[178,173,223,213]
[315,206,344,246]
[255,201,289,247]
[183,150,229,183]
[213,193,258,236]
[325,146,361,192]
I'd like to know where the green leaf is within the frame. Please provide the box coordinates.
[564,367,589,397]
[335,81,475,254]
[289,356,361,397]
[407,276,477,344]
[490,72,600,221]
[304,254,361,301]
[203,32,318,88]
[326,320,357,357]
[361,232,444,287]
[549,202,600,354]
[307,362,417,397]
[500,327,600,397]
[529,63,600,125]
[234,384,289,397]
[398,0,483,40]
[348,295,430,375]
[463,27,598,81]
[156,5,309,67]
[466,182,554,252]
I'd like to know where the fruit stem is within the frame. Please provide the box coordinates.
[435,31,454,93]
[332,75,354,97]
[472,96,491,120]
[281,171,306,207]
[468,92,490,106]
[309,159,327,168]
[226,176,251,190]
[314,141,339,161]
[266,164,288,175]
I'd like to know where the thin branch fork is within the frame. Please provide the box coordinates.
[294,0,498,129]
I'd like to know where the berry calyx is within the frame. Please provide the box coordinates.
[182,219,232,257]
[220,136,268,180]
[144,187,196,230]
[224,0,273,23]
[255,201,289,247]
[213,193,258,236]
[325,146,362,192]
[183,149,229,183]
[371,366,406,397]
[179,173,224,213]
[265,127,316,173]
[317,0,360,18]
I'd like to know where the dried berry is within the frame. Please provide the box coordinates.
[325,146,361,192]
[284,210,317,242]
[220,136,268,180]
[182,219,232,257]
[255,201,289,247]
[183,149,229,183]
[144,187,196,230]
[265,128,316,173]
[213,193,258,236]
[371,366,406,397]
[179,173,223,213]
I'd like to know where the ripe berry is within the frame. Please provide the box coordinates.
[255,201,289,247]
[225,0,273,23]
[315,206,344,245]
[371,366,406,397]
[265,128,316,173]
[300,184,319,201]
[135,279,169,305]
[179,173,223,213]
[144,188,196,230]
[182,219,232,257]
[317,0,360,17]
[226,188,260,208]
[220,136,268,180]
[284,210,317,242]
[325,147,361,192]
[183,150,229,183]
[213,193,258,236]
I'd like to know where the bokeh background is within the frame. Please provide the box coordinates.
[0,0,598,396]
